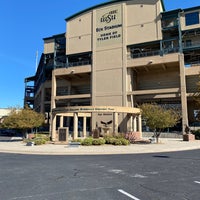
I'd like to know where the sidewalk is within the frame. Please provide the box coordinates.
[0,138,200,155]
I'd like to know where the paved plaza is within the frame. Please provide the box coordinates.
[0,137,199,155]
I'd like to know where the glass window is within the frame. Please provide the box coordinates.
[185,12,199,26]
[186,40,192,47]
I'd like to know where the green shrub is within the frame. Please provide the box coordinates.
[35,133,50,141]
[24,136,49,145]
[112,139,122,145]
[34,138,46,145]
[81,137,93,146]
[119,138,130,145]
[114,133,125,139]
[73,139,83,143]
[193,130,200,140]
[104,136,116,144]
[92,138,106,145]
[103,135,129,145]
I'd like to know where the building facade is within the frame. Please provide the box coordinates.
[24,0,200,141]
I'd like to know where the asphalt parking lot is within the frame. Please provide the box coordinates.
[0,150,200,200]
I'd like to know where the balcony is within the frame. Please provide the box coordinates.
[127,52,179,68]
[185,61,200,68]
[66,60,91,68]
[131,50,161,59]
[183,41,200,50]
[130,47,179,60]
[56,85,90,97]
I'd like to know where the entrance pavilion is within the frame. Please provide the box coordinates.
[51,106,142,142]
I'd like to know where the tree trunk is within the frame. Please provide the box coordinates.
[156,135,159,143]
[155,131,161,143]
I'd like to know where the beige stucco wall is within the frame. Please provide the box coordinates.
[135,66,180,90]
[44,39,55,54]
[66,0,163,53]
[95,47,123,70]
[66,12,92,54]
[64,0,164,129]
[126,0,162,45]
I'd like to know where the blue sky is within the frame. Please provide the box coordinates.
[0,0,199,108]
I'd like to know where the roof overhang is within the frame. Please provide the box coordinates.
[53,106,141,115]
[65,0,165,22]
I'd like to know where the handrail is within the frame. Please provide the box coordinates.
[66,60,91,68]
[183,41,200,49]
[129,47,179,59]
[185,61,200,67]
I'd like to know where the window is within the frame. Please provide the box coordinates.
[185,40,192,47]
[185,12,199,26]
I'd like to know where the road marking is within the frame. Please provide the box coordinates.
[194,181,200,184]
[131,174,147,178]
[118,189,141,200]
[109,169,124,174]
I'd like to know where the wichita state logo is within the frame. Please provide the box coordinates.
[100,9,118,23]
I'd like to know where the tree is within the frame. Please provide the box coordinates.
[140,103,180,143]
[193,78,200,121]
[1,107,44,138]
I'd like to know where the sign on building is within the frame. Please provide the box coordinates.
[96,5,122,47]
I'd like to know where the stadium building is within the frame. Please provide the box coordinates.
[24,0,200,141]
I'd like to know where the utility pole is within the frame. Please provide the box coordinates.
[35,50,38,72]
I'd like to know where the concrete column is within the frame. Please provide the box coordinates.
[73,113,78,140]
[51,72,57,110]
[50,72,57,139]
[91,113,97,131]
[126,114,132,132]
[60,116,63,128]
[83,116,87,138]
[51,114,57,142]
[113,112,119,134]
[133,116,137,132]
[130,115,133,132]
[179,54,188,132]
[138,114,142,138]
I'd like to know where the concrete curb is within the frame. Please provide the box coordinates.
[0,139,200,155]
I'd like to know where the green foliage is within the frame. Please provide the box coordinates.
[35,133,50,141]
[112,139,122,145]
[34,138,46,145]
[140,103,180,143]
[24,133,50,145]
[193,78,200,110]
[192,129,200,140]
[119,138,130,145]
[81,137,93,146]
[104,135,130,145]
[92,138,106,145]
[72,139,83,143]
[77,136,130,146]
[1,106,45,134]
[104,136,116,144]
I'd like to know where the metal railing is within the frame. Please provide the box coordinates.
[183,41,200,49]
[185,61,200,67]
[66,60,91,68]
[130,50,161,59]
[129,47,179,59]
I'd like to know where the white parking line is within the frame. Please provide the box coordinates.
[194,181,200,184]
[118,189,141,200]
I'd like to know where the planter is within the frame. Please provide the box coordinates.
[183,134,195,141]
